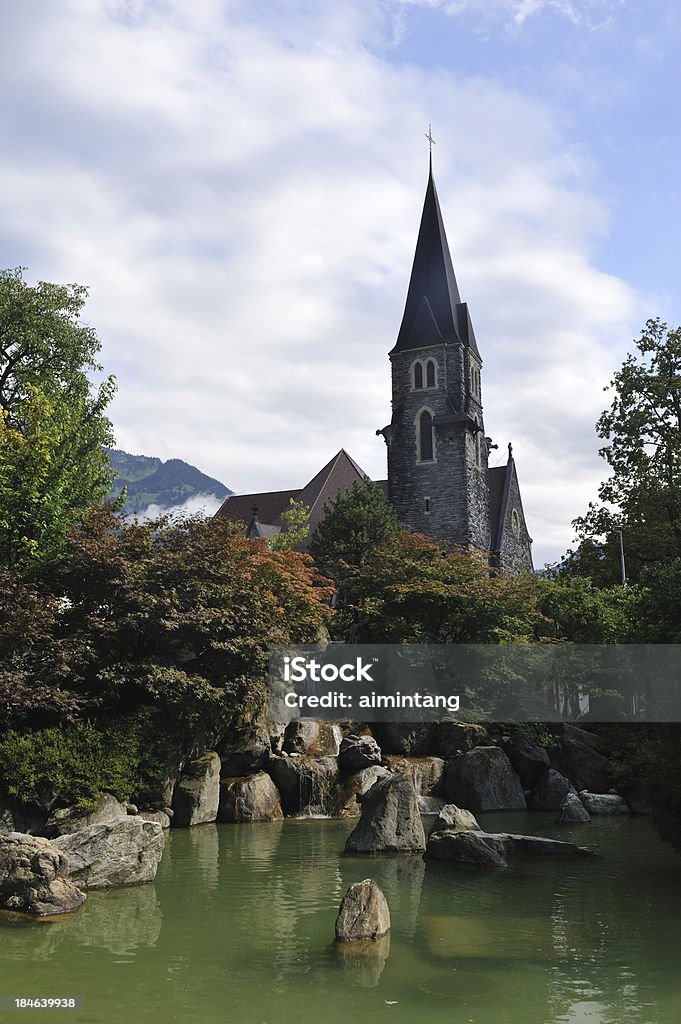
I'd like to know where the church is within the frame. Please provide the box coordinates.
[217,158,534,573]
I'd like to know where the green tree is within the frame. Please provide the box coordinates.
[537,575,635,643]
[569,318,681,583]
[269,498,311,551]
[0,268,115,572]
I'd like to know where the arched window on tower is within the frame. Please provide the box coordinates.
[413,362,423,389]
[426,359,436,388]
[418,409,434,462]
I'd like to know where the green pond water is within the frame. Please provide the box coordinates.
[1,813,680,1024]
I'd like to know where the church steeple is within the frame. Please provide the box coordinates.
[392,163,475,355]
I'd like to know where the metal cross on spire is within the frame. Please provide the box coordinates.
[425,123,436,153]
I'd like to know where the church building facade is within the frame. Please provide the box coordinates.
[217,160,533,573]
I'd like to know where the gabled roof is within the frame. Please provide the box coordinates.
[392,161,467,354]
[215,488,299,527]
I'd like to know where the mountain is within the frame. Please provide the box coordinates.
[107,448,232,516]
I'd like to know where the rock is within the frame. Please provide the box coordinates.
[481,832,593,859]
[44,793,128,838]
[334,879,391,942]
[136,810,171,829]
[53,818,165,889]
[267,755,338,815]
[339,734,382,770]
[172,752,221,827]
[218,772,284,823]
[430,803,480,835]
[580,791,631,815]
[562,724,605,752]
[435,722,490,758]
[345,772,426,854]
[500,733,551,789]
[331,766,391,818]
[529,769,577,811]
[219,721,272,777]
[559,793,591,824]
[385,756,445,803]
[0,833,86,916]
[369,723,436,756]
[551,738,612,793]
[442,747,526,812]
[125,803,138,815]
[426,830,508,867]
[282,720,342,757]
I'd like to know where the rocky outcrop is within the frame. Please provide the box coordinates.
[219,721,271,777]
[580,791,631,815]
[268,755,338,816]
[435,721,490,758]
[559,793,591,824]
[0,833,85,916]
[331,766,391,818]
[369,723,435,756]
[529,769,577,811]
[282,720,342,757]
[334,879,391,942]
[426,830,508,867]
[442,747,526,811]
[551,738,612,793]
[339,734,382,770]
[172,752,221,827]
[44,793,128,838]
[429,803,480,835]
[53,819,165,889]
[345,772,426,854]
[500,733,551,789]
[218,772,284,823]
[136,810,171,829]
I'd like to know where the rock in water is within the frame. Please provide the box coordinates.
[500,733,551,789]
[559,793,591,824]
[53,819,165,889]
[332,766,391,818]
[426,830,508,867]
[551,738,612,793]
[335,879,391,942]
[44,793,128,838]
[580,791,631,815]
[345,772,426,854]
[172,751,221,827]
[218,772,284,823]
[0,833,85,916]
[267,755,338,815]
[429,803,480,835]
[442,747,526,812]
[529,769,577,811]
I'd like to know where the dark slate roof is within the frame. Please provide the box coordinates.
[215,488,299,526]
[392,162,479,357]
[487,465,510,554]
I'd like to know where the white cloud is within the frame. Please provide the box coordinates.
[0,0,646,568]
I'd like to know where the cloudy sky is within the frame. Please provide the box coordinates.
[1,0,679,567]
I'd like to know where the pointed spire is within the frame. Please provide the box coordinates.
[392,161,464,353]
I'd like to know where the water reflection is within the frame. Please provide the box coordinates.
[333,933,391,988]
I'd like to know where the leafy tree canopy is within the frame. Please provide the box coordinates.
[0,268,115,572]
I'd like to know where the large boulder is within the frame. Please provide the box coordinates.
[429,803,480,836]
[426,830,508,867]
[500,733,551,789]
[481,832,593,859]
[282,720,342,757]
[435,722,490,758]
[339,735,382,771]
[442,747,526,812]
[219,722,271,777]
[345,772,426,854]
[551,738,612,793]
[580,791,631,815]
[218,772,284,823]
[44,793,128,838]
[0,833,85,916]
[334,879,391,942]
[172,752,221,827]
[136,810,171,829]
[267,755,338,815]
[53,818,165,889]
[559,792,591,824]
[529,769,577,811]
[385,756,445,799]
[331,766,391,818]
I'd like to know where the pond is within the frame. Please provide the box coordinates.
[2,813,680,1023]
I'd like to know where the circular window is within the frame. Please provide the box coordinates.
[511,509,520,537]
